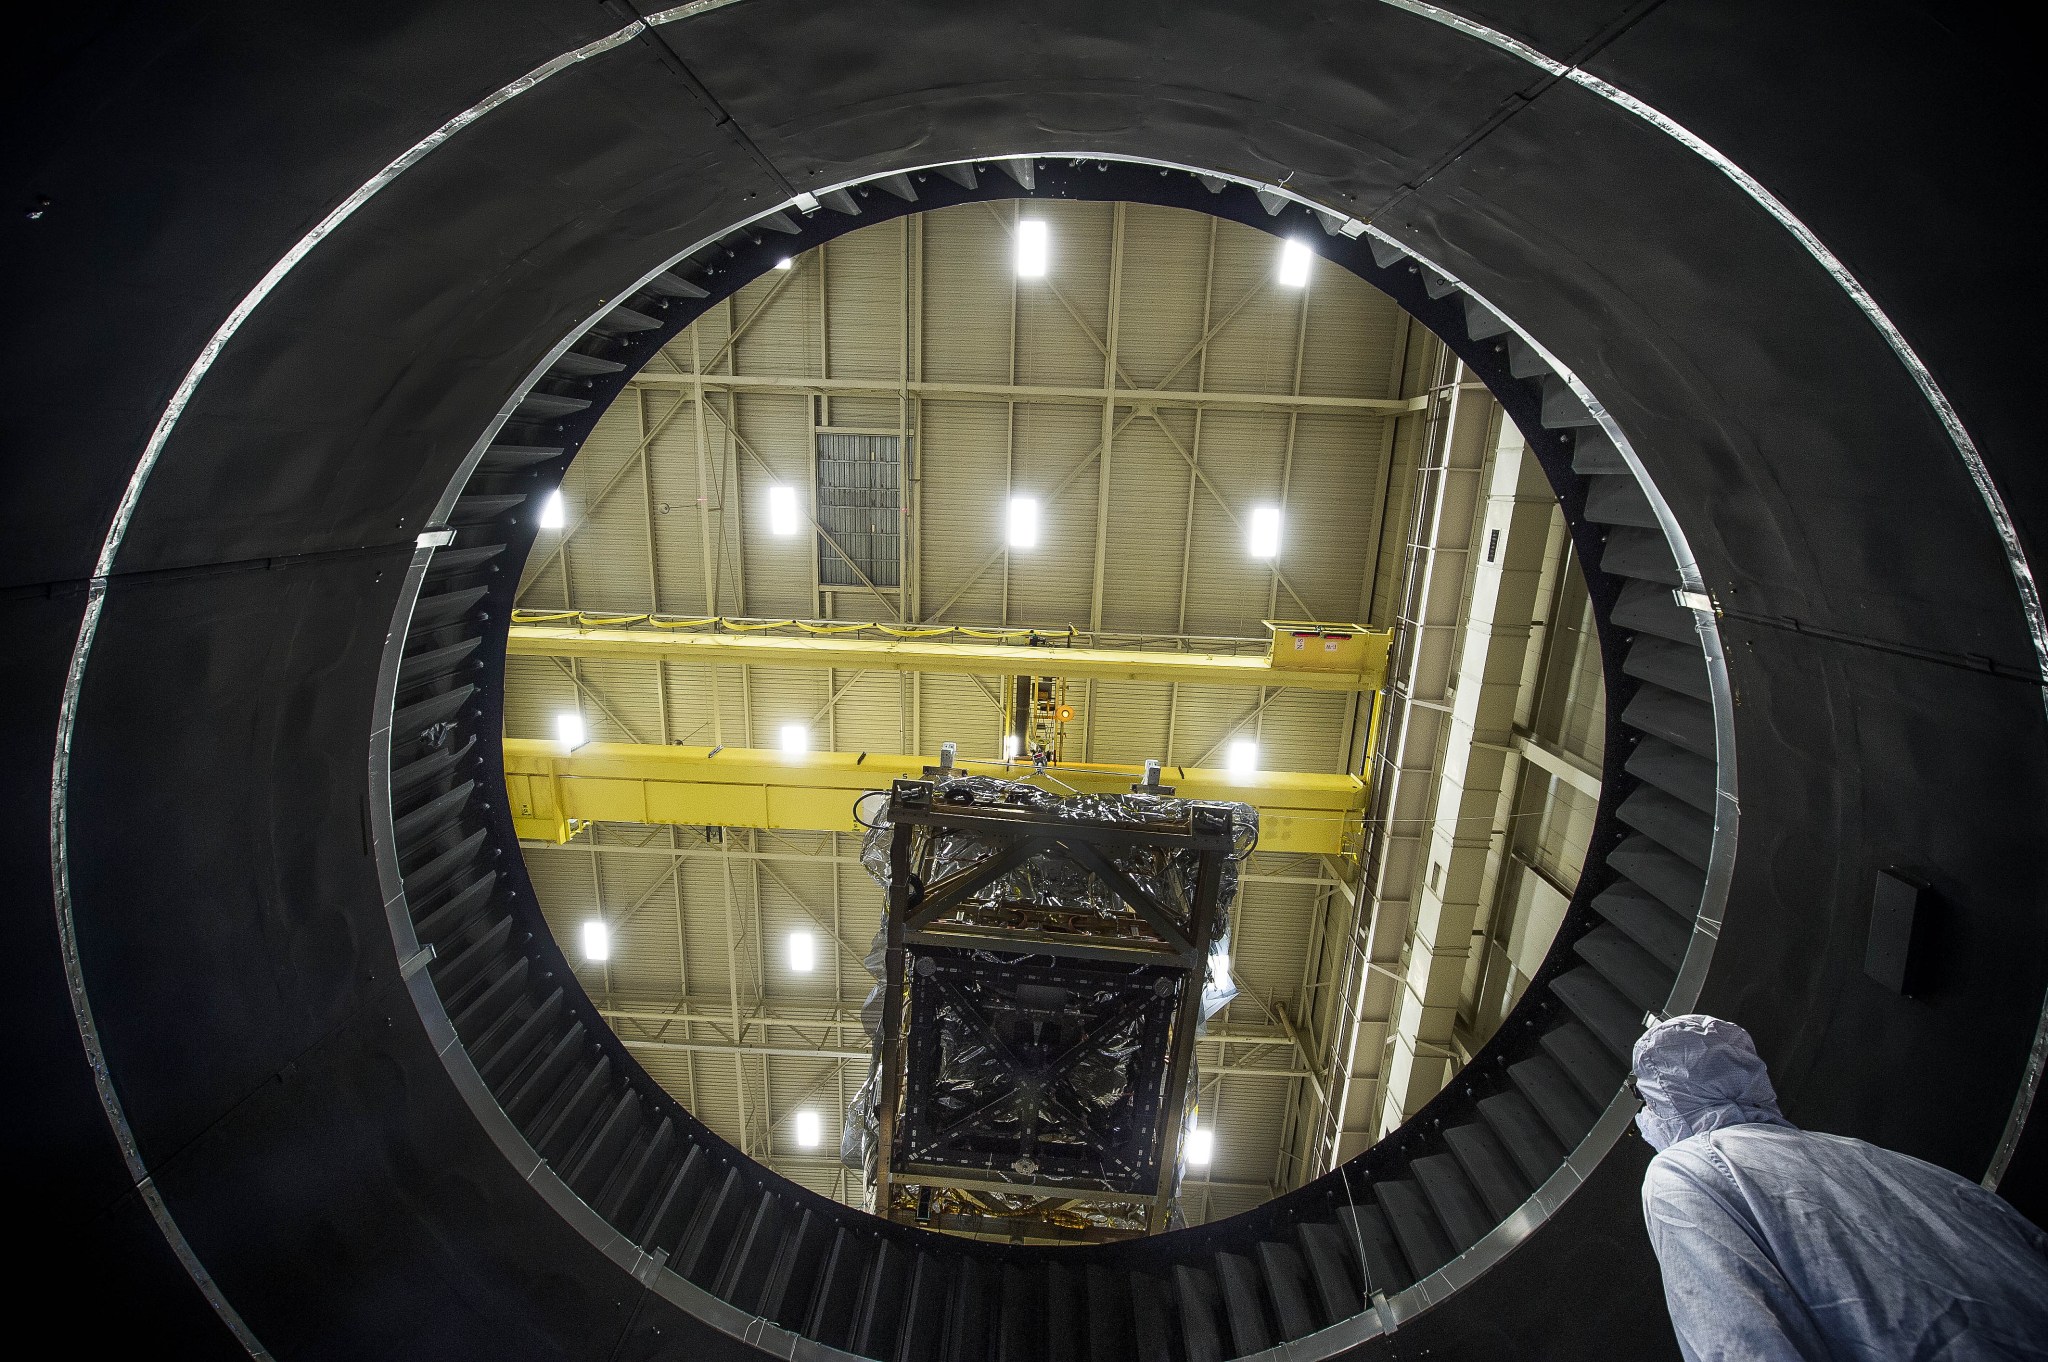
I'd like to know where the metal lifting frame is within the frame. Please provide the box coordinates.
[870,779,1232,1236]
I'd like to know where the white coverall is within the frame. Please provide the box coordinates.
[1633,1015,2048,1361]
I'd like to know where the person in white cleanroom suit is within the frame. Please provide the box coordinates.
[1632,1014,2048,1360]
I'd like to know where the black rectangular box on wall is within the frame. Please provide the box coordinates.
[1865,868,1932,996]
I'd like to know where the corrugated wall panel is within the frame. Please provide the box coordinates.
[570,657,667,744]
[601,851,690,1000]
[1085,679,1174,767]
[1161,682,1259,770]
[920,202,1017,386]
[1002,403,1101,627]
[518,401,652,612]
[822,670,911,755]
[741,667,835,751]
[1176,411,1291,637]
[1283,411,1388,618]
[837,856,887,992]
[1255,690,1354,775]
[824,221,903,382]
[819,397,901,429]
[1196,227,1305,396]
[1227,876,1317,1012]
[633,388,714,614]
[1196,1070,1292,1188]
[504,654,575,742]
[1097,418,1192,633]
[915,673,1005,761]
[765,1056,856,1159]
[679,1057,744,1151]
[730,392,819,619]
[676,855,745,1004]
[1115,204,1217,386]
[1015,200,1112,391]
[753,851,845,1006]
[916,400,1012,625]
[730,265,819,381]
[655,661,723,748]
[1298,269,1403,399]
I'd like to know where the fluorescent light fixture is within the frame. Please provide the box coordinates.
[1278,239,1313,287]
[581,919,609,962]
[794,1109,822,1149]
[1186,1127,1215,1166]
[788,930,816,973]
[767,484,801,537]
[1007,496,1039,549]
[1002,733,1020,760]
[1016,219,1049,278]
[1227,739,1257,778]
[1248,505,1282,559]
[780,723,809,755]
[775,256,793,270]
[556,712,587,753]
[539,488,566,529]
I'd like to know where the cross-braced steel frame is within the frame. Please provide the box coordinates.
[871,779,1233,1235]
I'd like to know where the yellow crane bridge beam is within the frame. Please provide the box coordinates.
[504,741,1366,859]
[506,624,1389,694]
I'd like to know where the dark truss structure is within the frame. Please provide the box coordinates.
[869,778,1240,1237]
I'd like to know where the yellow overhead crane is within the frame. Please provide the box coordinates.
[504,741,1368,858]
[506,615,1393,695]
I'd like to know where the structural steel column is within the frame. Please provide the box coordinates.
[1316,348,1477,1167]
[1376,414,1556,1134]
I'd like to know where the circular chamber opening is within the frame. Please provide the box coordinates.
[54,8,2039,1356]
[380,155,1723,1354]
[500,196,1607,1240]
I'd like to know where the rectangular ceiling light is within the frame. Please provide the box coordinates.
[581,919,609,962]
[1278,239,1313,287]
[775,256,793,270]
[1227,739,1257,778]
[1007,495,1039,549]
[539,488,567,529]
[1248,506,1282,559]
[1186,1126,1215,1166]
[780,723,809,755]
[556,712,587,753]
[788,930,816,973]
[1016,219,1049,278]
[767,484,801,537]
[794,1109,822,1149]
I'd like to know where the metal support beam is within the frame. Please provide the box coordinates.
[624,369,1428,415]
[1314,339,1464,1172]
[1376,409,1561,1136]
[508,621,1390,694]
[600,1006,1311,1079]
[1089,203,1126,633]
[504,739,1365,856]
[1511,728,1602,799]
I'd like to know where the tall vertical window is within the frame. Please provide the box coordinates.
[816,434,902,588]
